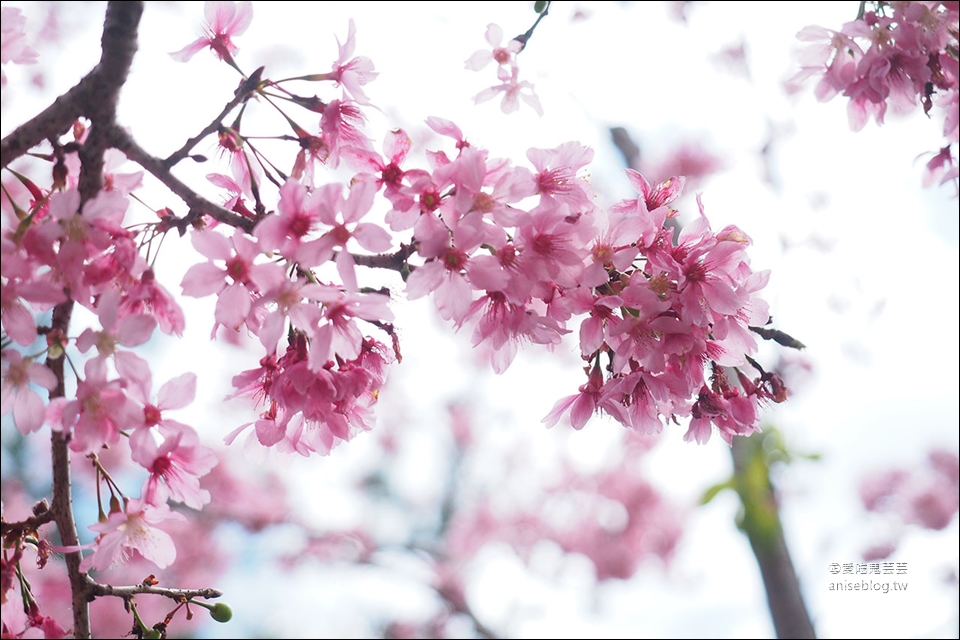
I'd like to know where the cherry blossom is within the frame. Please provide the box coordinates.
[0,4,815,636]
[79,499,187,573]
[1,349,57,434]
[473,65,544,116]
[61,357,142,455]
[169,0,253,65]
[1,6,38,86]
[317,19,378,105]
[465,23,522,73]
[180,227,284,334]
[794,1,959,193]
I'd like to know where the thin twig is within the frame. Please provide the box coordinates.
[89,581,222,601]
[110,126,256,233]
[164,67,265,168]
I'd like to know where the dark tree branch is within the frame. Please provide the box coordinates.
[347,243,417,272]
[79,0,142,199]
[1,81,87,169]
[46,300,90,638]
[109,126,256,233]
[610,126,641,168]
[0,503,56,538]
[164,67,265,168]
[513,1,552,50]
[749,326,807,350]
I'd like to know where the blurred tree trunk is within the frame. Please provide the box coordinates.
[731,433,816,639]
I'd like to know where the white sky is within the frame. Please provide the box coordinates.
[3,2,958,638]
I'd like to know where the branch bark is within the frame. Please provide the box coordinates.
[27,3,144,638]
[46,300,88,637]
[109,126,256,233]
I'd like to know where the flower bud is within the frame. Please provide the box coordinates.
[210,603,233,623]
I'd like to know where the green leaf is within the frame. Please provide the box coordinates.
[700,479,734,505]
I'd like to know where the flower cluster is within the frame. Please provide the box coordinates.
[792,1,960,193]
[466,22,543,116]
[859,447,959,560]
[1,1,794,635]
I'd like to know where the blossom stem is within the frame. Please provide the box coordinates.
[513,1,552,51]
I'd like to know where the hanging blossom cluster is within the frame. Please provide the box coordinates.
[791,1,960,193]
[0,2,795,468]
[0,3,797,629]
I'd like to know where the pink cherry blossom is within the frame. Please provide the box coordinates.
[306,287,393,369]
[254,178,324,260]
[528,141,595,209]
[214,124,260,197]
[226,334,392,457]
[75,288,156,389]
[343,128,414,211]
[131,420,218,511]
[296,175,392,290]
[118,268,186,336]
[1,349,57,434]
[319,99,372,169]
[79,499,186,573]
[473,65,544,116]
[794,3,959,193]
[1,6,38,86]
[0,269,64,346]
[322,19,378,105]
[169,0,253,64]
[61,357,142,455]
[180,228,284,334]
[542,364,608,430]
[465,23,522,73]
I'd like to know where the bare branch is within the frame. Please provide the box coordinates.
[347,243,417,273]
[0,508,56,539]
[1,82,87,169]
[89,580,223,602]
[749,326,807,350]
[110,126,256,233]
[164,67,265,168]
[45,300,92,639]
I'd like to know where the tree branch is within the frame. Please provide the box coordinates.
[347,243,417,273]
[45,300,91,639]
[749,326,807,350]
[78,1,143,201]
[164,68,264,168]
[23,4,146,638]
[109,126,256,233]
[0,81,87,169]
[731,434,816,639]
[0,503,56,538]
[89,581,222,601]
[0,2,144,172]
